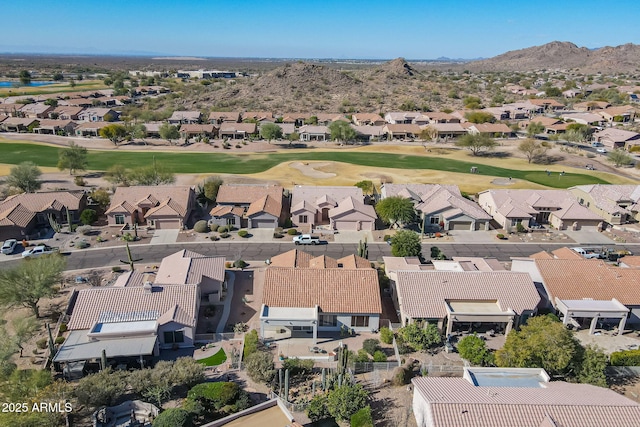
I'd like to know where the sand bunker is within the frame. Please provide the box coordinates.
[289,162,336,179]
[491,177,518,185]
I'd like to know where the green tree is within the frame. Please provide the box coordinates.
[307,394,330,422]
[326,383,369,421]
[565,123,592,143]
[575,345,607,387]
[328,120,357,143]
[259,123,283,142]
[545,87,562,97]
[90,188,111,209]
[99,124,127,145]
[305,116,318,125]
[495,315,580,377]
[19,70,31,85]
[153,408,192,427]
[375,196,415,227]
[464,111,495,123]
[131,123,148,143]
[159,123,180,145]
[187,382,250,417]
[351,406,374,427]
[287,131,300,142]
[518,138,549,163]
[455,133,498,156]
[105,164,131,186]
[398,322,441,351]
[202,176,224,204]
[354,180,374,195]
[527,121,545,137]
[457,333,493,366]
[130,163,175,186]
[52,73,64,81]
[244,351,275,383]
[243,329,259,358]
[0,254,66,317]
[44,98,58,107]
[57,141,88,175]
[607,149,633,167]
[80,208,98,225]
[74,368,127,407]
[6,161,42,193]
[391,230,422,257]
[463,96,483,109]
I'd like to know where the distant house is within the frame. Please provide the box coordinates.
[33,119,76,135]
[384,111,421,124]
[352,125,386,142]
[597,105,636,124]
[464,122,513,137]
[274,122,295,138]
[592,128,640,150]
[298,125,330,141]
[381,184,492,231]
[167,110,201,124]
[0,190,87,241]
[208,111,240,124]
[280,113,312,127]
[0,117,39,132]
[290,185,373,231]
[105,186,195,229]
[179,124,216,140]
[52,106,83,120]
[18,103,54,119]
[478,189,603,231]
[416,112,460,124]
[383,123,422,139]
[352,113,386,126]
[570,184,640,225]
[528,98,565,111]
[74,121,112,137]
[314,113,347,126]
[242,111,274,122]
[260,249,381,343]
[425,123,467,139]
[560,112,605,126]
[412,367,640,427]
[573,100,611,111]
[77,108,118,122]
[218,122,257,139]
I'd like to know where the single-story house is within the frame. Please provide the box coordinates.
[246,195,282,228]
[270,249,370,269]
[328,196,377,231]
[415,112,460,124]
[51,105,83,121]
[560,112,605,126]
[412,367,640,427]
[290,185,368,230]
[528,98,565,111]
[219,122,257,139]
[592,128,640,150]
[573,100,610,111]
[105,186,195,229]
[393,270,540,334]
[0,117,39,132]
[215,184,283,209]
[77,108,118,122]
[570,184,640,224]
[0,190,87,241]
[298,125,330,141]
[464,122,513,137]
[167,110,201,124]
[352,113,386,126]
[242,111,274,122]
[478,189,604,232]
[280,113,312,127]
[260,261,381,343]
[352,125,386,142]
[75,121,113,137]
[209,111,241,124]
[179,124,216,140]
[597,105,636,124]
[314,113,348,126]
[274,123,296,138]
[212,184,283,228]
[424,123,467,139]
[384,111,422,124]
[383,123,422,139]
[34,119,77,135]
[209,205,244,229]
[18,103,54,118]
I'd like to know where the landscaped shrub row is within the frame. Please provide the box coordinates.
[610,349,640,366]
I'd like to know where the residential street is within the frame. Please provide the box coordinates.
[2,241,637,271]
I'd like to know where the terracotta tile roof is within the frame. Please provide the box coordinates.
[155,249,225,285]
[216,184,283,206]
[0,190,85,214]
[291,186,363,210]
[551,247,583,260]
[179,124,215,133]
[68,284,198,330]
[534,259,640,305]
[413,377,640,427]
[0,203,37,227]
[242,111,274,121]
[309,255,339,269]
[269,249,314,268]
[263,267,381,314]
[529,250,554,260]
[328,196,376,219]
[337,254,371,269]
[168,110,201,121]
[246,195,282,218]
[395,271,540,319]
[621,256,640,268]
[209,111,240,122]
[210,205,244,217]
[571,184,640,215]
[106,186,193,216]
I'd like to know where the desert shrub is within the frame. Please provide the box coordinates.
[457,334,493,366]
[217,225,228,233]
[355,349,370,363]
[287,228,298,235]
[362,338,380,355]
[219,232,230,238]
[283,218,293,228]
[237,230,248,238]
[193,220,209,233]
[283,357,315,376]
[74,368,127,407]
[244,351,275,383]
[496,233,505,239]
[233,259,247,268]
[391,366,412,386]
[75,240,90,249]
[225,261,232,268]
[307,394,330,422]
[516,222,526,233]
[187,381,250,416]
[36,338,48,349]
[397,322,442,351]
[74,176,86,186]
[152,408,192,427]
[76,225,92,235]
[610,349,640,366]
[243,330,259,358]
[210,235,219,241]
[350,405,374,427]
[380,327,393,344]
[209,224,219,232]
[373,350,387,362]
[326,383,369,421]
[59,323,68,333]
[112,266,122,272]
[629,145,640,153]
[122,232,135,242]
[273,232,284,238]
[80,209,97,225]
[55,336,65,344]
[586,152,596,158]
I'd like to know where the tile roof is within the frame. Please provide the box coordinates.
[216,184,283,206]
[106,186,193,216]
[395,271,540,319]
[0,190,85,214]
[551,247,584,260]
[593,128,640,142]
[269,249,314,268]
[246,195,282,218]
[219,123,257,133]
[155,249,225,285]
[179,124,215,133]
[621,256,640,268]
[337,254,371,269]
[534,259,640,305]
[0,203,37,227]
[571,184,640,216]
[209,111,241,121]
[168,110,201,121]
[291,186,363,210]
[263,267,381,314]
[210,205,244,217]
[309,255,339,269]
[328,196,377,219]
[68,283,198,330]
[412,376,640,427]
[269,249,369,269]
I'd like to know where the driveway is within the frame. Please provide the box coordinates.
[333,230,374,243]
[562,230,615,245]
[149,229,180,245]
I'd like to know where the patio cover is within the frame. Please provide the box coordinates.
[53,330,157,362]
[556,298,629,335]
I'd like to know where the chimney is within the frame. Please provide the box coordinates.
[143,282,153,294]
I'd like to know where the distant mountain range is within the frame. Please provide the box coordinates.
[463,41,640,73]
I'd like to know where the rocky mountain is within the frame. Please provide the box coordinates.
[464,41,640,73]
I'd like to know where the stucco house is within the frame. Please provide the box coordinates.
[212,184,284,228]
[592,128,640,150]
[167,110,202,124]
[298,125,330,141]
[218,122,257,139]
[105,186,195,229]
[478,189,603,232]
[570,184,640,225]
[260,249,381,343]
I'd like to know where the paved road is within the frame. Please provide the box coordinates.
[2,241,637,271]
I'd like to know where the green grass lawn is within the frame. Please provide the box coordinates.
[197,348,227,367]
[0,141,610,188]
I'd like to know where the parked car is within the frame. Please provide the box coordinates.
[293,234,320,245]
[596,147,607,153]
[570,247,605,259]
[1,239,18,255]
[21,244,58,259]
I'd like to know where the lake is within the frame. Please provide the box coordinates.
[0,81,56,87]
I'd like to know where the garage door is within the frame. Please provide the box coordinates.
[251,219,276,228]
[334,221,358,231]
[155,219,181,229]
[450,221,472,231]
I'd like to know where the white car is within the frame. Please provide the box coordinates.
[1,239,18,255]
[596,148,607,153]
[21,245,58,259]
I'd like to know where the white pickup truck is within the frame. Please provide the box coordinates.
[293,234,320,245]
[570,247,604,259]
[21,244,58,259]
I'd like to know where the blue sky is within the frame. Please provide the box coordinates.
[2,0,638,59]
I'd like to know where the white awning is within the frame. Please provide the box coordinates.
[53,330,157,363]
[556,298,629,318]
